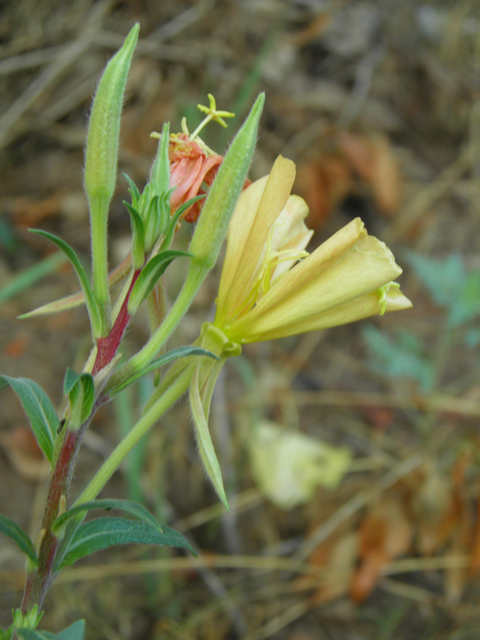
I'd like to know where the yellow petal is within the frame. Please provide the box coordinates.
[216,156,295,325]
[242,286,412,341]
[228,219,407,341]
[271,195,313,280]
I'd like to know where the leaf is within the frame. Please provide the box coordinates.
[29,230,102,337]
[60,517,194,567]
[63,369,95,428]
[124,203,145,269]
[0,514,37,565]
[17,620,85,640]
[112,346,219,394]
[53,499,163,534]
[128,250,192,314]
[19,254,133,319]
[189,367,228,509]
[0,376,58,463]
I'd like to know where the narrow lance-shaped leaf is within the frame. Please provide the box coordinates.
[0,376,58,463]
[189,366,229,509]
[18,254,133,320]
[53,498,163,534]
[63,369,95,430]
[60,517,194,567]
[128,250,192,315]
[0,515,37,565]
[29,230,102,338]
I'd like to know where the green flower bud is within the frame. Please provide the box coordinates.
[84,23,139,334]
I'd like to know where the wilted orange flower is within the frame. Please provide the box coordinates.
[168,133,223,222]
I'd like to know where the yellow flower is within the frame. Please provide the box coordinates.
[214,155,411,344]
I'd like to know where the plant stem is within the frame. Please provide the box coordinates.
[76,364,194,505]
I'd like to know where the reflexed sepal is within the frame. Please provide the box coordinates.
[124,202,145,269]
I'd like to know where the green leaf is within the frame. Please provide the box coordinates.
[60,517,194,567]
[124,202,145,269]
[29,230,102,338]
[0,376,58,463]
[111,346,219,395]
[53,499,163,534]
[0,515,37,565]
[17,620,85,640]
[63,369,95,429]
[128,250,192,315]
[189,367,228,509]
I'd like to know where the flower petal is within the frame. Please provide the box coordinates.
[229,218,407,341]
[216,156,295,324]
[241,286,412,341]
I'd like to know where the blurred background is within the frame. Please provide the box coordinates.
[1,0,480,638]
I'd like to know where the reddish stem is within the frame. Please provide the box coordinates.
[93,270,140,374]
[20,269,141,613]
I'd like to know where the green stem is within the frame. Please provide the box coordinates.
[91,197,112,335]
[106,266,206,392]
[76,364,195,504]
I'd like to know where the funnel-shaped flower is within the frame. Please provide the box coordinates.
[214,155,411,344]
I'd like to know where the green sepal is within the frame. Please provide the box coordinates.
[189,365,229,510]
[124,202,145,269]
[161,194,205,250]
[52,498,163,537]
[0,515,38,565]
[29,230,102,338]
[150,121,170,197]
[108,345,219,395]
[143,194,161,253]
[128,250,192,315]
[63,368,95,430]
[59,517,194,567]
[0,376,58,463]
[123,173,141,209]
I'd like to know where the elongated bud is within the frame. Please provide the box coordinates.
[84,23,139,335]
